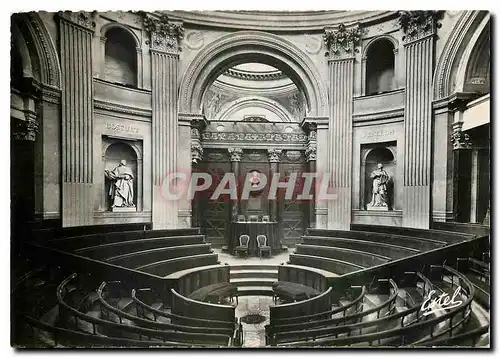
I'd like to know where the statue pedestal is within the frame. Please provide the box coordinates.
[112,206,137,212]
[367,205,389,211]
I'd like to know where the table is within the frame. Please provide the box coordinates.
[228,221,280,256]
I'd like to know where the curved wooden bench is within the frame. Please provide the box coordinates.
[45,228,201,252]
[107,244,213,268]
[21,315,198,347]
[289,254,364,275]
[132,288,237,330]
[98,282,236,337]
[171,288,236,323]
[57,274,232,346]
[301,236,420,260]
[295,244,391,267]
[350,224,475,244]
[268,279,399,344]
[278,266,475,347]
[269,286,333,322]
[306,229,446,251]
[136,254,219,276]
[75,235,206,259]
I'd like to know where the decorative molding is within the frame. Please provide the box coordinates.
[398,10,443,43]
[224,68,286,81]
[228,147,243,162]
[353,108,404,123]
[142,13,184,53]
[57,11,96,31]
[184,30,204,50]
[202,131,308,143]
[267,149,283,163]
[285,150,302,162]
[302,121,317,162]
[94,99,152,118]
[433,11,487,100]
[323,23,362,59]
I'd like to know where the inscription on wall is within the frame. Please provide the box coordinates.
[105,123,139,134]
[362,129,395,140]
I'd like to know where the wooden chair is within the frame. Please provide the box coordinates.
[249,215,259,222]
[237,215,246,222]
[257,235,271,258]
[234,235,250,258]
[262,215,270,223]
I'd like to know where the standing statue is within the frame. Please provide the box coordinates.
[105,160,135,208]
[368,163,390,209]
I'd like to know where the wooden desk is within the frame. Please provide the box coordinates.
[228,221,280,256]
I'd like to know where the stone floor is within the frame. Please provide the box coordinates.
[214,249,291,347]
[215,248,291,266]
[235,296,274,348]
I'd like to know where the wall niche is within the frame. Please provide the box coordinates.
[102,136,143,211]
[360,142,396,210]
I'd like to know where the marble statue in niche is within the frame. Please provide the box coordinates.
[367,163,390,210]
[105,159,135,211]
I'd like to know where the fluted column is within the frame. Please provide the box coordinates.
[323,24,361,230]
[229,148,243,220]
[180,114,208,228]
[144,14,184,229]
[57,11,95,227]
[267,149,282,222]
[400,11,441,228]
[301,121,318,228]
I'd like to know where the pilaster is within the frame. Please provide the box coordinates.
[267,149,282,222]
[145,13,184,229]
[57,11,95,227]
[301,120,318,228]
[229,148,243,219]
[400,11,441,228]
[323,24,360,230]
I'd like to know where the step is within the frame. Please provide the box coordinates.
[230,278,276,287]
[238,286,275,297]
[229,264,278,271]
[230,269,278,280]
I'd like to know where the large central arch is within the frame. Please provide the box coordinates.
[178,31,328,117]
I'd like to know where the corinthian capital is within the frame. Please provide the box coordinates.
[228,148,243,162]
[450,122,472,150]
[57,11,96,31]
[267,149,283,163]
[143,13,184,53]
[398,11,444,43]
[12,114,39,141]
[323,23,362,59]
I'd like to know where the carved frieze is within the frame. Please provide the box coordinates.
[323,23,362,59]
[143,13,184,53]
[398,11,443,43]
[202,132,308,143]
[57,11,96,31]
[228,148,243,162]
[267,149,283,163]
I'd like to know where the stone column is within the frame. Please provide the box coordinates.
[144,14,184,229]
[323,24,361,230]
[301,121,318,228]
[183,114,208,228]
[267,149,282,222]
[229,148,243,219]
[399,11,441,228]
[57,11,96,227]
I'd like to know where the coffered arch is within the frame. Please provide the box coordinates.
[178,31,328,117]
